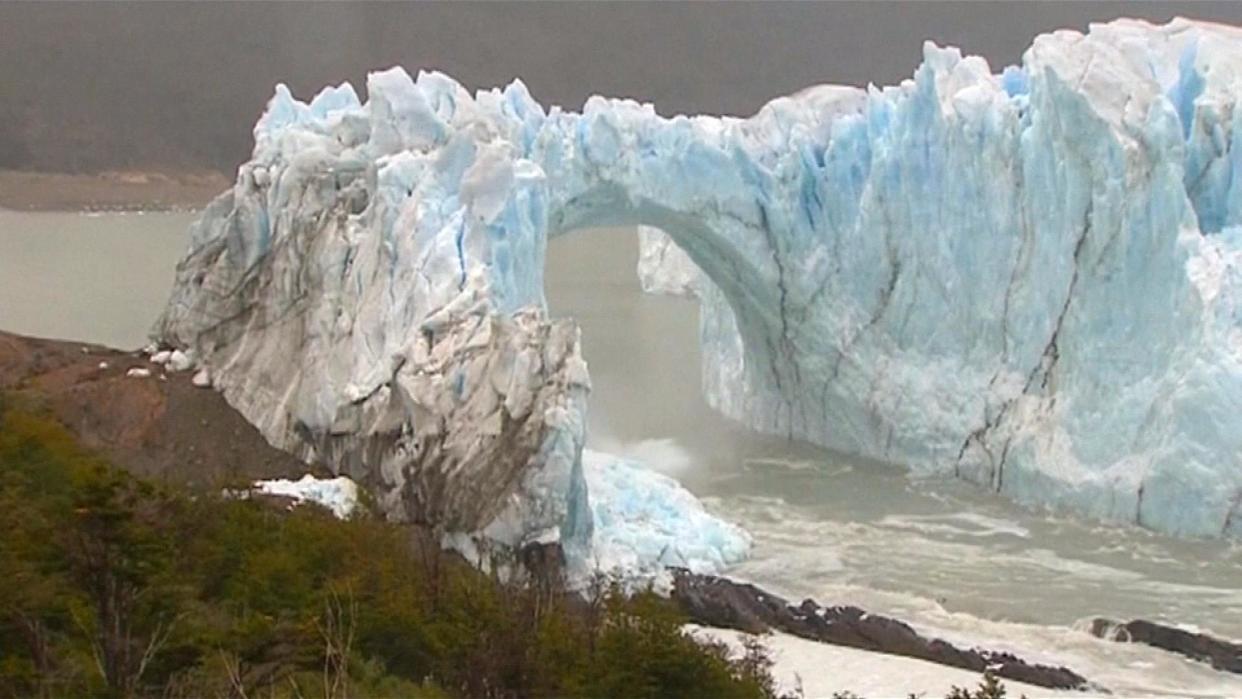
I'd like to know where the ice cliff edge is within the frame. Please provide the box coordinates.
[157,17,1242,560]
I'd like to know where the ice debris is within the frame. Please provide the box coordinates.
[252,474,360,519]
[577,450,751,585]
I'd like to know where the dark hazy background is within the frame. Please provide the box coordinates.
[3,2,1241,175]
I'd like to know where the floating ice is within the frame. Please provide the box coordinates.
[166,349,194,372]
[577,449,751,583]
[156,16,1242,579]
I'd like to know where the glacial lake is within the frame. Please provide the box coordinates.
[0,209,195,349]
[3,209,1241,696]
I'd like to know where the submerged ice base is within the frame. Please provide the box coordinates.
[158,17,1242,574]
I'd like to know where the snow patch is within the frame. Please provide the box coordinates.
[689,625,1082,698]
[191,368,211,388]
[252,475,360,519]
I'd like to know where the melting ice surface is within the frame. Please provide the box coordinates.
[156,16,1242,591]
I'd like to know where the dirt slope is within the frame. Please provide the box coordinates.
[0,330,320,489]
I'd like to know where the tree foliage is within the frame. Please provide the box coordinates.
[0,397,781,699]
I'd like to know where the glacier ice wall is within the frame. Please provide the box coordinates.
[159,17,1242,547]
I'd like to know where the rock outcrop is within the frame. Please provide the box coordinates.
[1088,617,1242,675]
[0,331,312,487]
[671,570,1091,691]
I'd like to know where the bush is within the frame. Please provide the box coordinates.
[0,397,780,699]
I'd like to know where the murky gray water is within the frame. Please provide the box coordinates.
[3,212,1240,694]
[0,209,192,348]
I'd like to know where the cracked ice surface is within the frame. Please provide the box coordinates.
[158,16,1242,565]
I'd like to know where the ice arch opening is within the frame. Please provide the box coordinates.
[545,226,713,453]
[157,18,1242,566]
[543,184,797,438]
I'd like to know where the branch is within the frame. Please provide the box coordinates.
[70,606,106,683]
[136,613,183,686]
[218,649,250,699]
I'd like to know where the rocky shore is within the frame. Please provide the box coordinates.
[670,569,1092,691]
[1088,617,1242,675]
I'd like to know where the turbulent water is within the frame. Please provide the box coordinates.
[550,227,1242,697]
[3,211,1241,695]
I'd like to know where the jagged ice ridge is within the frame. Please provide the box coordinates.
[157,18,1242,579]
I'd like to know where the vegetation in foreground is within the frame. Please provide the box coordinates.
[0,395,781,699]
[0,393,1027,699]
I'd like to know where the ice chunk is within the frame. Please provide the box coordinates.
[576,450,750,583]
[636,226,702,298]
[166,349,193,372]
[253,474,359,519]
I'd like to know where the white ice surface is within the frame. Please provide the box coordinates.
[577,449,751,584]
[690,625,1080,699]
[253,474,360,519]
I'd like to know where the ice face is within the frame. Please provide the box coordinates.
[157,16,1242,572]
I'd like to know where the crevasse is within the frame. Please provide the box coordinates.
[157,17,1242,576]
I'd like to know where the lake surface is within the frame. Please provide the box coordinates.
[3,211,1240,696]
[0,209,192,348]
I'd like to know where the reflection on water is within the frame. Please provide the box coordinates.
[3,213,1240,695]
[0,209,192,349]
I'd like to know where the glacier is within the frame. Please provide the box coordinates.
[156,16,1242,577]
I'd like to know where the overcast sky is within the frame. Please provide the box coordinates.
[3,2,1241,173]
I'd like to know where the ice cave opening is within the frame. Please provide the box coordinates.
[542,224,755,581]
[545,226,707,457]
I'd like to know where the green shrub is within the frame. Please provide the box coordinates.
[0,397,781,699]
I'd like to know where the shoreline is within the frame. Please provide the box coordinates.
[4,328,1241,694]
[0,327,1091,693]
[0,169,228,212]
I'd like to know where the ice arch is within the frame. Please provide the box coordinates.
[158,18,1242,560]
